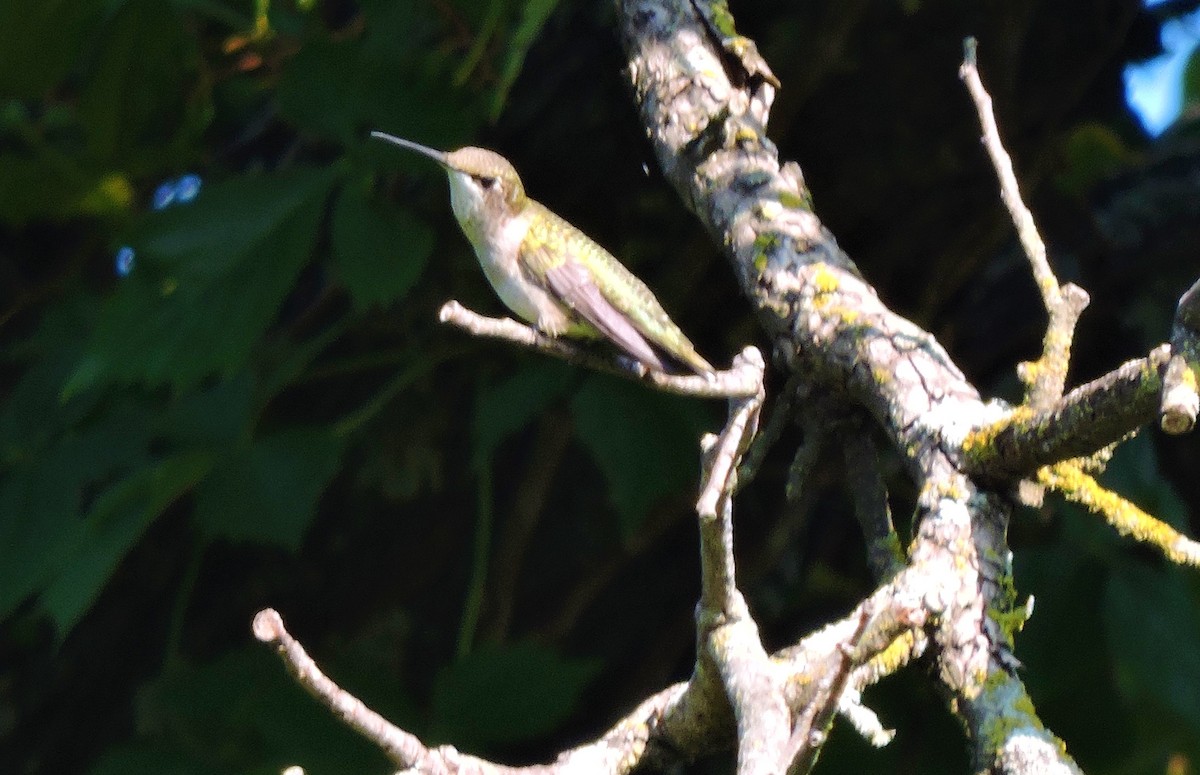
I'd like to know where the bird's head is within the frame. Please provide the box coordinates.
[371,132,527,240]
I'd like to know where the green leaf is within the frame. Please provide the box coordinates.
[1182,47,1200,110]
[139,647,391,774]
[471,362,575,470]
[279,33,479,148]
[77,0,194,163]
[0,349,95,462]
[429,641,600,748]
[156,373,255,447]
[331,181,434,309]
[0,146,113,227]
[88,742,206,775]
[1055,122,1135,198]
[193,428,344,550]
[1103,560,1200,745]
[40,453,212,636]
[0,402,155,622]
[277,38,362,145]
[0,0,105,97]
[65,167,337,394]
[1013,546,1133,767]
[491,0,563,118]
[570,374,708,535]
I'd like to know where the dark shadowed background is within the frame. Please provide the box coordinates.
[3,0,1200,772]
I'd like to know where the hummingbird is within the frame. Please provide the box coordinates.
[370,131,715,376]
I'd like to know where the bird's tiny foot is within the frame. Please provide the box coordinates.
[614,354,651,377]
[535,316,566,337]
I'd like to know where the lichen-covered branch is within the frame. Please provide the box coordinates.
[963,346,1170,482]
[255,1,1196,772]
[1039,461,1200,566]
[254,364,952,774]
[615,0,1097,770]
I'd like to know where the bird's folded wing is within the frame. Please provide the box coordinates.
[543,258,667,372]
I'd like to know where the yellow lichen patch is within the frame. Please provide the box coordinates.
[837,306,861,325]
[866,630,919,677]
[987,572,1028,649]
[978,677,1046,753]
[752,232,780,273]
[961,406,1034,458]
[709,2,738,36]
[1182,363,1199,392]
[812,262,839,294]
[1017,358,1040,386]
[735,125,758,144]
[778,190,810,210]
[808,263,843,311]
[1040,461,1200,567]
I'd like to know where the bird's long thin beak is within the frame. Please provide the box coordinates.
[369,131,449,167]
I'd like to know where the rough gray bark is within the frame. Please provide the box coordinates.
[257,2,1199,773]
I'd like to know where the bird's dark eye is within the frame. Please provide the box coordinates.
[478,176,496,190]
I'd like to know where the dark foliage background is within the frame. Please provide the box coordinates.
[2,0,1200,773]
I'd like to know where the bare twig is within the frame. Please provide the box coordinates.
[736,373,801,489]
[439,301,759,398]
[959,37,1089,412]
[255,608,691,774]
[252,609,428,767]
[959,38,1058,309]
[696,347,767,519]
